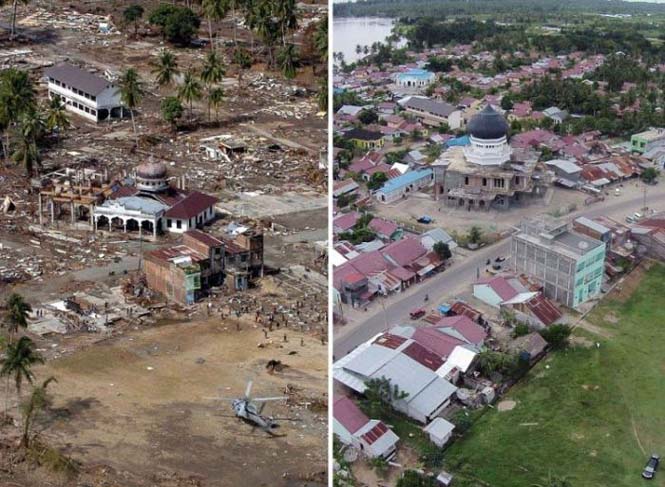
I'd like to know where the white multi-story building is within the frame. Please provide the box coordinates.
[44,63,124,123]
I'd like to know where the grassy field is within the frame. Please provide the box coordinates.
[443,262,665,487]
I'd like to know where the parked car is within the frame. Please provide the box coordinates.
[495,256,506,263]
[642,454,660,479]
[492,263,502,271]
[409,308,426,319]
[417,215,433,224]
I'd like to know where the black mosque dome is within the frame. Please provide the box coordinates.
[467,104,509,140]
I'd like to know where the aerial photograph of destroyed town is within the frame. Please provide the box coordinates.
[0,0,328,486]
[332,0,665,486]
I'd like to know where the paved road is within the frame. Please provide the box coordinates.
[333,189,665,359]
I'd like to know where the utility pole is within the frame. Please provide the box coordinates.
[643,183,648,212]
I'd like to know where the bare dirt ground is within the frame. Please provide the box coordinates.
[1,312,328,487]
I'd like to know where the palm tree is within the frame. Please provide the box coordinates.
[178,68,203,120]
[118,68,144,145]
[277,43,298,80]
[0,336,44,420]
[241,0,258,51]
[45,97,70,142]
[255,0,279,68]
[317,77,327,113]
[314,17,328,67]
[21,376,57,447]
[233,47,252,91]
[0,68,36,161]
[151,49,179,89]
[201,0,228,49]
[200,51,225,120]
[10,0,30,40]
[12,110,44,176]
[3,293,32,339]
[274,0,297,47]
[209,87,224,123]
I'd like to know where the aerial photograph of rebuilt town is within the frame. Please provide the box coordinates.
[332,0,665,486]
[0,0,328,486]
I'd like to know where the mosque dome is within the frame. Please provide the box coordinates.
[136,161,168,180]
[467,104,509,140]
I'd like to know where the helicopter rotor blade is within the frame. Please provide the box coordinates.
[258,401,266,415]
[245,380,253,399]
[252,396,287,402]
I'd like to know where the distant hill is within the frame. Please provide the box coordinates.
[334,0,665,18]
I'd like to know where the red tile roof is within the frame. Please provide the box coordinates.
[411,328,465,360]
[333,211,360,232]
[164,191,218,219]
[435,315,487,345]
[475,275,519,301]
[526,294,562,326]
[148,245,207,263]
[381,237,427,268]
[374,333,407,350]
[369,217,398,238]
[402,341,444,371]
[361,421,390,445]
[450,301,483,323]
[333,397,369,434]
[184,229,223,248]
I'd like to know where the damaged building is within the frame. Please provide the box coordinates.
[38,161,218,240]
[143,226,264,304]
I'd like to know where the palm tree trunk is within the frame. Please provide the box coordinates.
[130,109,138,147]
[232,2,237,45]
[10,0,18,39]
[208,17,214,50]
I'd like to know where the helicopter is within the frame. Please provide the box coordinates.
[207,380,288,436]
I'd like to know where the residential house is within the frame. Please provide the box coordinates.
[333,397,399,459]
[374,169,433,204]
[344,128,385,150]
[333,333,458,423]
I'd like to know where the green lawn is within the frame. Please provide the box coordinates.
[444,263,665,487]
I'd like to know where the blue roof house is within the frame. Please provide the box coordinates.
[375,169,434,204]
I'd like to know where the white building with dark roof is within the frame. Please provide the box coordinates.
[44,63,123,122]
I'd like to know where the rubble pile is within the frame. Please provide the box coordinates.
[19,7,118,36]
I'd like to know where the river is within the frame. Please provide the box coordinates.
[333,16,401,63]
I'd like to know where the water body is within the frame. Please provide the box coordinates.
[333,16,401,63]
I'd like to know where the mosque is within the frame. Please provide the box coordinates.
[433,105,552,210]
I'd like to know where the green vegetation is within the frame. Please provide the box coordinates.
[149,4,201,46]
[123,4,144,37]
[539,323,572,350]
[360,376,409,418]
[641,167,659,184]
[338,213,377,245]
[433,241,452,260]
[160,96,184,132]
[444,263,665,486]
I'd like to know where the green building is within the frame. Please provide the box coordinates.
[511,217,606,308]
[630,128,665,154]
